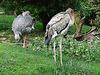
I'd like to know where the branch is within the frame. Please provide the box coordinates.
[77,16,86,33]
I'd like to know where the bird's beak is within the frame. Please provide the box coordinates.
[72,13,79,32]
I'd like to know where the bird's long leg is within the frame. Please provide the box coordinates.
[60,35,63,65]
[54,38,56,64]
[23,35,26,48]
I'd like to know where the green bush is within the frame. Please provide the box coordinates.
[57,36,100,62]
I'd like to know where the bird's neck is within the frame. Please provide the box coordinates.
[68,13,74,21]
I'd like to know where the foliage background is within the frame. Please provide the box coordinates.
[0,0,99,30]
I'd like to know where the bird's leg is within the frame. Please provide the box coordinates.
[23,35,26,48]
[54,38,56,64]
[60,35,63,65]
[46,45,49,57]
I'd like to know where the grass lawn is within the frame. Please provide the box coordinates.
[0,8,4,12]
[0,14,100,75]
[0,44,55,75]
[0,15,15,30]
[0,38,100,75]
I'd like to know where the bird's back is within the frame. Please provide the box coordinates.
[12,14,34,34]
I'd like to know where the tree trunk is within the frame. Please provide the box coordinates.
[77,16,86,33]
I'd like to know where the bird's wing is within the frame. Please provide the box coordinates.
[44,13,70,45]
[47,12,65,26]
[12,14,33,30]
[12,15,26,32]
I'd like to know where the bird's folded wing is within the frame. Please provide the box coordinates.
[48,12,65,25]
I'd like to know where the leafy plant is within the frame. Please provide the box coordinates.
[62,36,100,62]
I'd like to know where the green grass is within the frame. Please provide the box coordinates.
[0,8,4,12]
[0,15,15,30]
[0,44,55,75]
[0,37,100,75]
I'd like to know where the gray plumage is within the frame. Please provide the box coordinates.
[12,11,35,42]
[44,8,74,45]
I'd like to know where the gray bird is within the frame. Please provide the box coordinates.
[44,8,79,64]
[12,11,35,48]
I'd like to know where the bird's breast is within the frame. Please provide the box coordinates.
[61,17,74,35]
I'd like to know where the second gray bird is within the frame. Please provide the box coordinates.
[12,11,35,48]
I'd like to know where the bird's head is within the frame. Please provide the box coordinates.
[15,33,20,42]
[65,8,74,14]
[22,11,30,16]
[65,8,75,18]
[66,8,79,32]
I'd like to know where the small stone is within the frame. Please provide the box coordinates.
[1,38,7,41]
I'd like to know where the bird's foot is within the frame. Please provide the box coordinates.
[22,45,25,48]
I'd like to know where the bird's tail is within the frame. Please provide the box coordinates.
[44,31,52,45]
